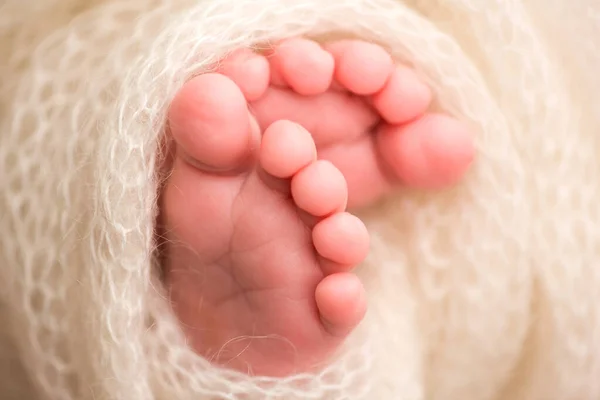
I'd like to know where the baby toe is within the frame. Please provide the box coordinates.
[372,65,432,125]
[315,273,367,337]
[219,49,270,101]
[312,212,370,267]
[260,120,317,178]
[269,38,335,95]
[326,40,394,95]
[291,160,348,217]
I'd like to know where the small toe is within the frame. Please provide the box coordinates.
[291,160,348,217]
[260,120,317,178]
[372,65,432,124]
[326,40,394,95]
[169,73,255,171]
[219,49,270,101]
[377,114,475,188]
[312,212,370,266]
[269,38,335,95]
[315,273,367,337]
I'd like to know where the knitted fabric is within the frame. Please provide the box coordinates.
[1,0,599,399]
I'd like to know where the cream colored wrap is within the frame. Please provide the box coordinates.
[1,0,599,399]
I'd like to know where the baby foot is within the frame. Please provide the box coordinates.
[163,75,368,376]
[223,38,475,208]
[160,39,475,377]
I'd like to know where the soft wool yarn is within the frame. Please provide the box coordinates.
[1,0,599,399]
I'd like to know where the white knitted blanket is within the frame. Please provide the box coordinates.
[1,0,599,399]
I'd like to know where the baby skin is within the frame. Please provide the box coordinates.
[160,38,474,376]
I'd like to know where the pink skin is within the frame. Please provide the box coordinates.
[160,38,474,377]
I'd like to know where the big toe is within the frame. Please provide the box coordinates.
[168,73,256,171]
[377,114,475,188]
